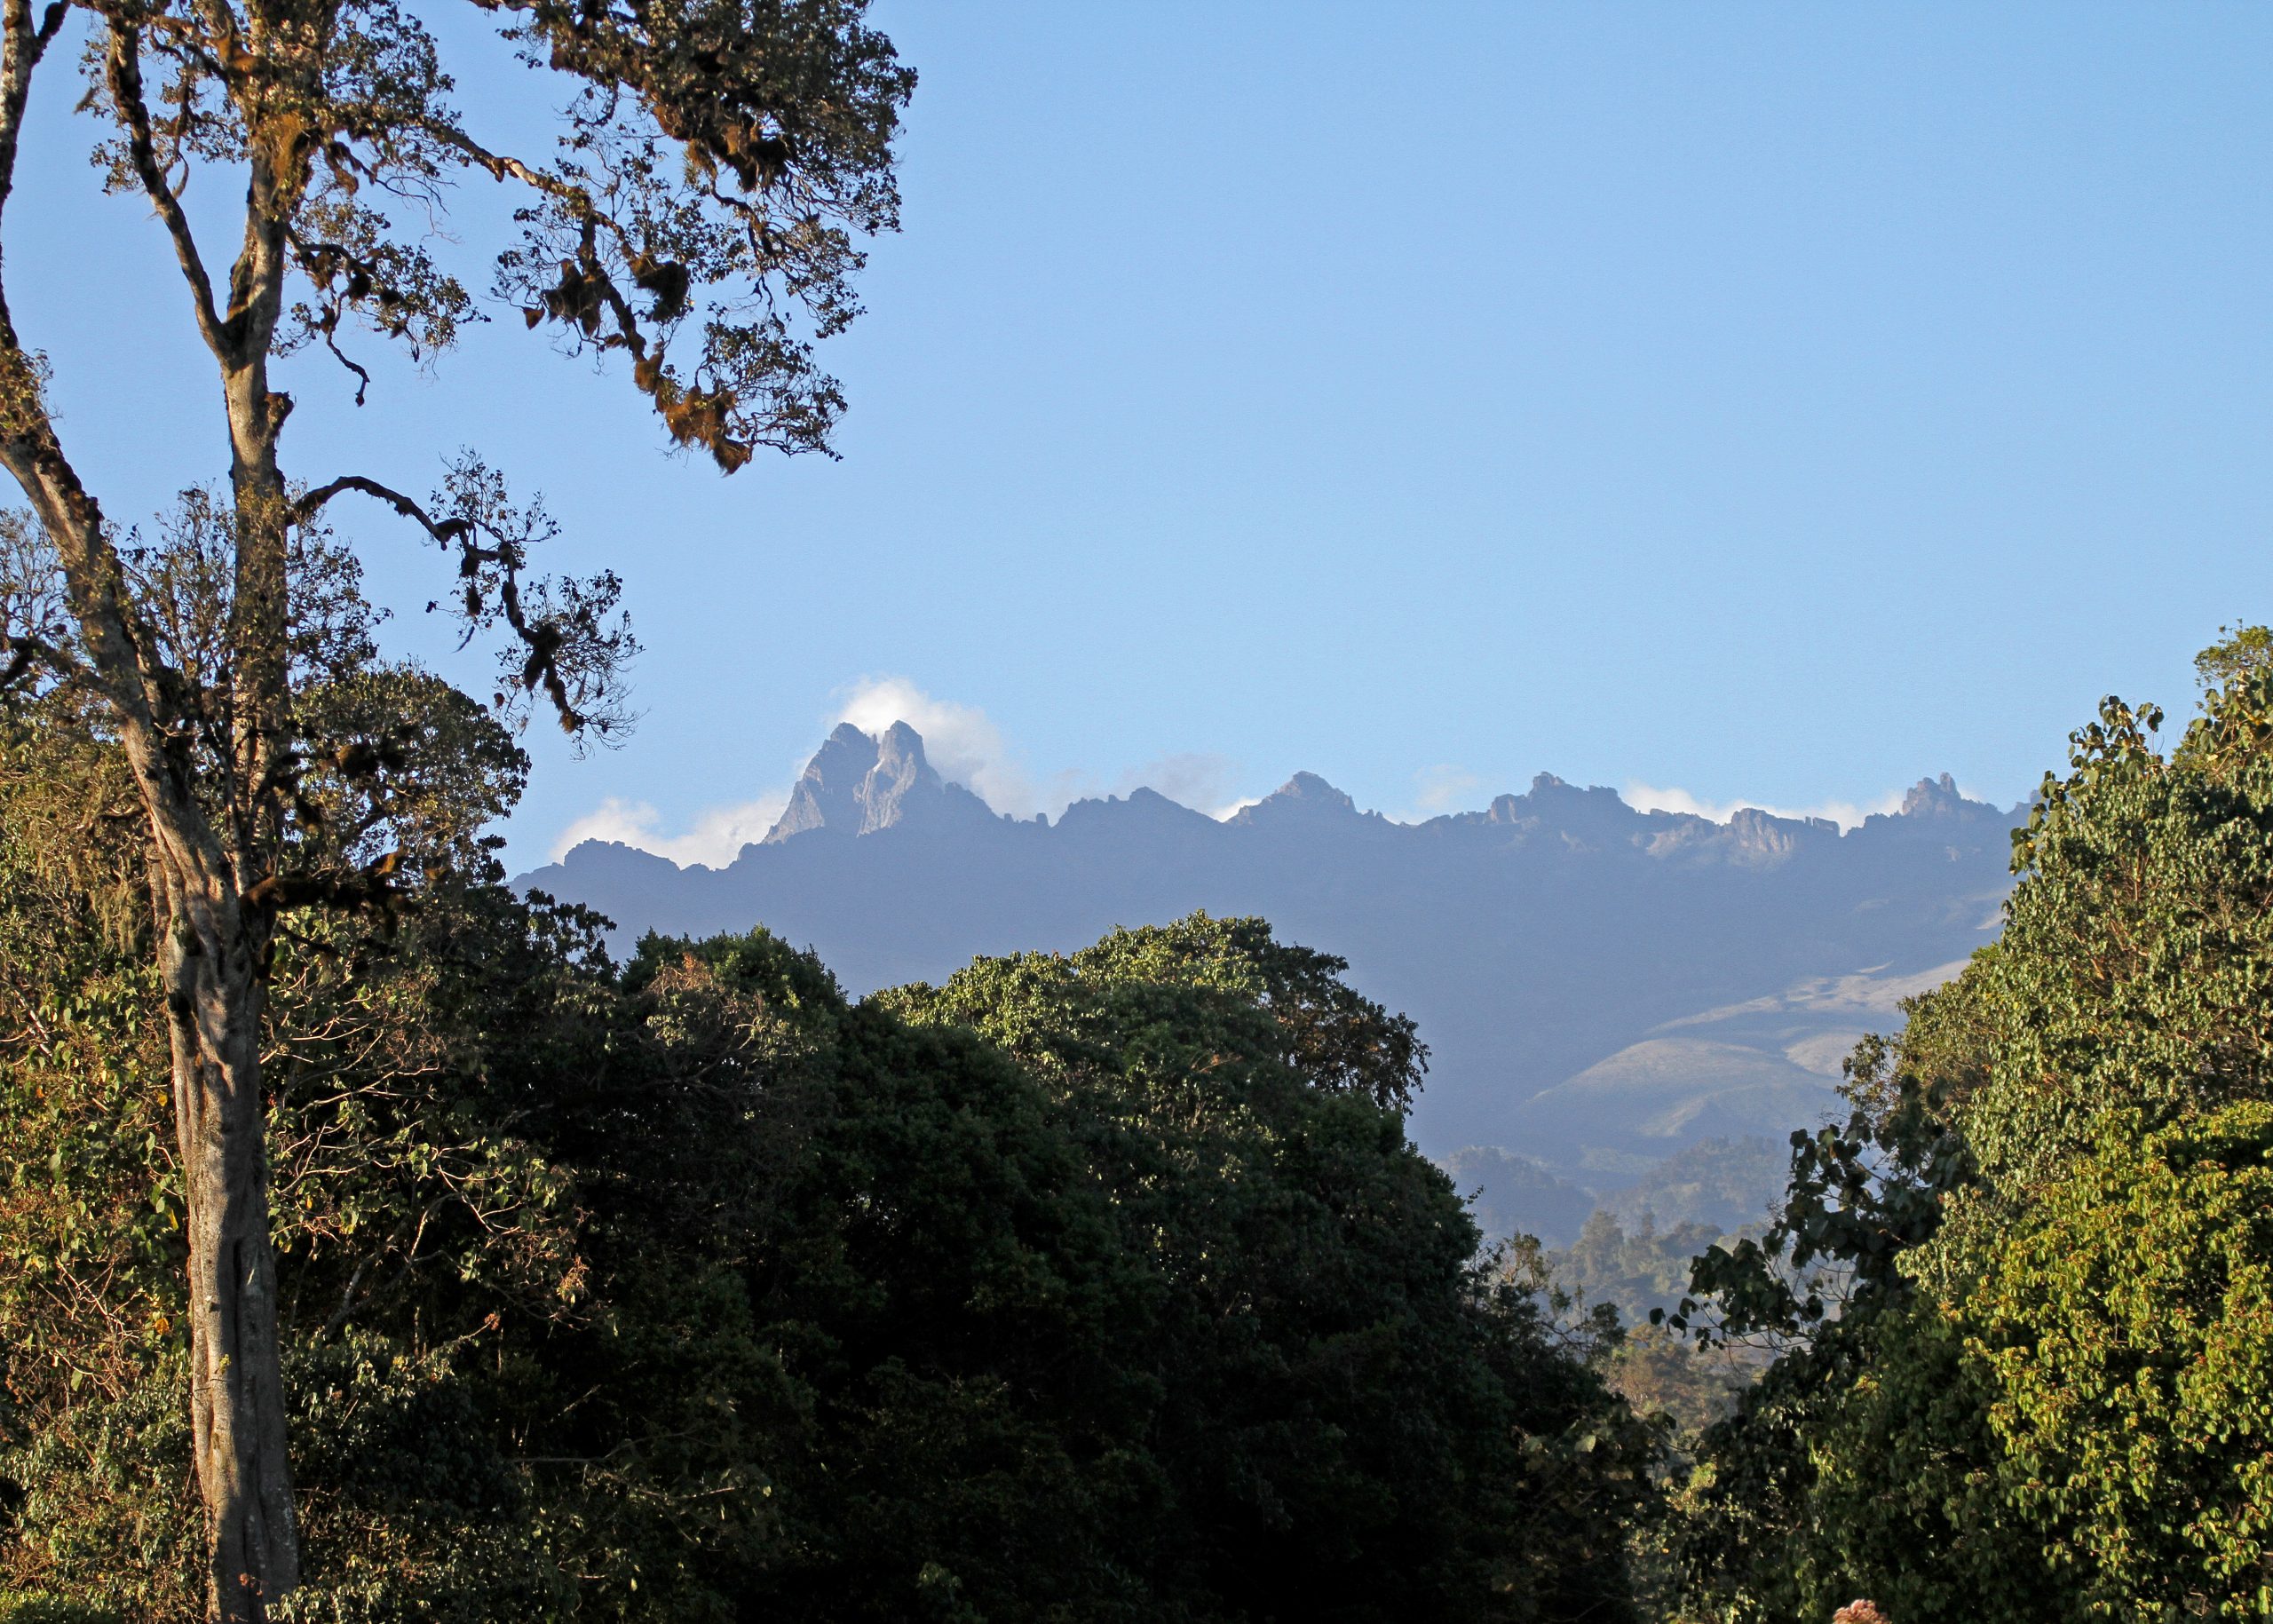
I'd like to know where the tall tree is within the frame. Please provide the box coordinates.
[0,0,912,1610]
[1661,638,2273,1620]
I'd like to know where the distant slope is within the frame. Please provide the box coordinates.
[1440,1146,1596,1249]
[1508,1037,1837,1180]
[519,725,2017,1177]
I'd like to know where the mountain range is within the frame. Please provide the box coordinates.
[519,722,2022,1240]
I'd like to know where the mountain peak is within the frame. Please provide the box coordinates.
[1853,772,2008,842]
[1230,771,1361,826]
[764,722,995,843]
[1899,772,1964,818]
[1473,772,1642,847]
[1278,771,1355,809]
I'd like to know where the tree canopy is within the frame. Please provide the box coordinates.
[1660,630,2273,1622]
[0,650,1652,1620]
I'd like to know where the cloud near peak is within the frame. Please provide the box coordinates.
[550,792,788,868]
[1410,764,1485,818]
[546,679,1072,868]
[828,680,1259,820]
[1621,781,1908,832]
[834,676,1041,818]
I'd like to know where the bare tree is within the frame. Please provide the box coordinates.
[0,0,911,1613]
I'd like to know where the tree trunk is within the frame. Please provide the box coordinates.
[160,877,297,1621]
[0,33,309,1599]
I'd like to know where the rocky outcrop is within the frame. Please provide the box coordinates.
[1230,772,1382,829]
[764,721,999,843]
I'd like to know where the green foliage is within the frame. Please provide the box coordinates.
[0,691,1651,1617]
[1557,1210,1730,1329]
[2197,622,2273,693]
[1950,690,2273,1196]
[1971,1103,2273,1617]
[1540,1215,1761,1450]
[1663,642,2273,1621]
[884,915,1656,1621]
[1600,1323,1754,1439]
[0,1597,122,1624]
[1672,1286,2064,1624]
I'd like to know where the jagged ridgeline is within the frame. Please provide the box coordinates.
[524,725,2023,1228]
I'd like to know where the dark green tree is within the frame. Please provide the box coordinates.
[886,916,1659,1622]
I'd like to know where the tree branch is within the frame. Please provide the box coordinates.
[296,474,467,543]
[318,326,370,406]
[295,474,596,733]
[106,24,228,356]
[0,0,63,230]
[421,120,582,203]
[0,631,40,691]
[317,1253,373,1342]
[0,625,85,693]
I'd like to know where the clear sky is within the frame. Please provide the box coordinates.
[14,4,2273,867]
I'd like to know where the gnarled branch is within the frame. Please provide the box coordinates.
[296,472,624,737]
[105,24,229,357]
[297,474,465,543]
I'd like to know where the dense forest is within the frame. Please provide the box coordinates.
[0,544,1657,1618]
[9,500,2273,1623]
[13,609,2273,1618]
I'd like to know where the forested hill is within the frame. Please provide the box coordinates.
[519,721,2020,1189]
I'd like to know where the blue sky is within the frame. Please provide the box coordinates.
[15,4,2273,867]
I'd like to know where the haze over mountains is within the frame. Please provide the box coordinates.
[520,721,2022,1239]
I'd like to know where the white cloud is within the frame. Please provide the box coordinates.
[828,682,1259,822]
[1411,764,1485,816]
[833,676,1040,816]
[1113,751,1239,814]
[1374,764,1491,824]
[550,790,789,868]
[1622,781,1907,832]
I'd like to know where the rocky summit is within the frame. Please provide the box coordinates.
[762,720,1000,843]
